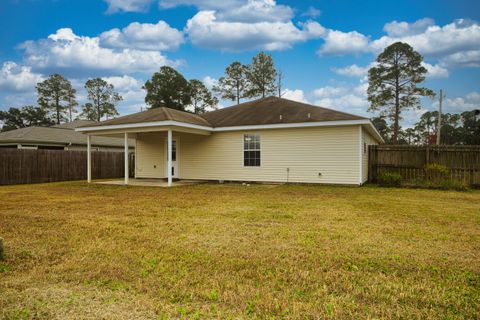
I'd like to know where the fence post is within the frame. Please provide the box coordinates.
[368,145,376,182]
[425,145,430,165]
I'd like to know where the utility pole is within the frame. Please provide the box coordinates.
[277,70,283,98]
[436,89,445,145]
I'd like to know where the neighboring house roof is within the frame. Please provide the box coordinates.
[0,120,133,148]
[80,107,212,128]
[52,119,96,129]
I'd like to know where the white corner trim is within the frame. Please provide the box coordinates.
[364,122,384,144]
[358,125,363,185]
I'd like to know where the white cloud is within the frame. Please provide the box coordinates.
[317,18,480,70]
[202,75,217,89]
[442,91,480,113]
[301,6,321,18]
[313,83,369,117]
[19,28,178,75]
[106,0,293,23]
[333,61,448,79]
[317,30,370,56]
[100,21,184,51]
[158,0,238,10]
[104,0,153,13]
[332,64,371,78]
[383,18,435,37]
[281,89,308,103]
[422,62,449,78]
[185,11,324,51]
[160,0,292,23]
[216,0,293,23]
[439,50,480,68]
[102,75,146,108]
[102,75,143,91]
[313,86,349,98]
[370,19,480,60]
[0,61,44,92]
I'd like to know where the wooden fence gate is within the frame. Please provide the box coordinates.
[0,149,135,185]
[368,145,480,185]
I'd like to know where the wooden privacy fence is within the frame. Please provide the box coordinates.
[0,149,135,185]
[368,145,480,185]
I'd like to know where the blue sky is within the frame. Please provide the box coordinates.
[0,0,479,127]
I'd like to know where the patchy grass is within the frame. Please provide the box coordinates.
[0,182,479,319]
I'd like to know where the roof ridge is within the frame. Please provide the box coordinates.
[279,96,367,119]
[161,107,173,120]
[201,96,270,116]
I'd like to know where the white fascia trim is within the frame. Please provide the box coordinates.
[75,120,213,132]
[364,122,384,144]
[75,119,385,143]
[212,119,371,131]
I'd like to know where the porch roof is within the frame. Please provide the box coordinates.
[79,106,211,128]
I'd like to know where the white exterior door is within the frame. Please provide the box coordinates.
[166,139,178,178]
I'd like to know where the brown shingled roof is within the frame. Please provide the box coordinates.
[78,97,366,129]
[0,126,133,147]
[80,107,211,128]
[202,96,365,127]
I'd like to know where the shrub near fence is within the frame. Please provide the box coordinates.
[368,145,480,186]
[0,149,135,185]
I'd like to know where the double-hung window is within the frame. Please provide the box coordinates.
[244,134,261,167]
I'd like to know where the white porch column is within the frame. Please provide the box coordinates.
[87,135,91,183]
[124,132,129,185]
[167,129,173,187]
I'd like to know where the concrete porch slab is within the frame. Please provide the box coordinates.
[94,178,207,187]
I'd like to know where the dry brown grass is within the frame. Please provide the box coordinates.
[0,182,479,319]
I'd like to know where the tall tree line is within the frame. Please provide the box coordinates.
[213,52,277,104]
[142,51,278,111]
[372,110,480,145]
[0,74,122,132]
[367,41,479,146]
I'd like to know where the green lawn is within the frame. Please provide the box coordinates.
[0,182,479,319]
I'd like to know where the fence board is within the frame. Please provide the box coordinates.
[368,145,480,185]
[0,149,135,185]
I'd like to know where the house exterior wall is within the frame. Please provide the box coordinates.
[361,129,379,183]
[135,125,364,185]
[135,132,166,178]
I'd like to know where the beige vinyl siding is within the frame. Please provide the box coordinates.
[135,132,166,178]
[362,129,378,183]
[176,125,361,185]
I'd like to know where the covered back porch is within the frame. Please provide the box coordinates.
[80,123,212,187]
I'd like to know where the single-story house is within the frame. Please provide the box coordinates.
[0,120,133,151]
[76,96,383,186]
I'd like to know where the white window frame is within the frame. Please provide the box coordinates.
[243,134,261,167]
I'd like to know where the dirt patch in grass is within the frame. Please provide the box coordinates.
[1,182,479,319]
